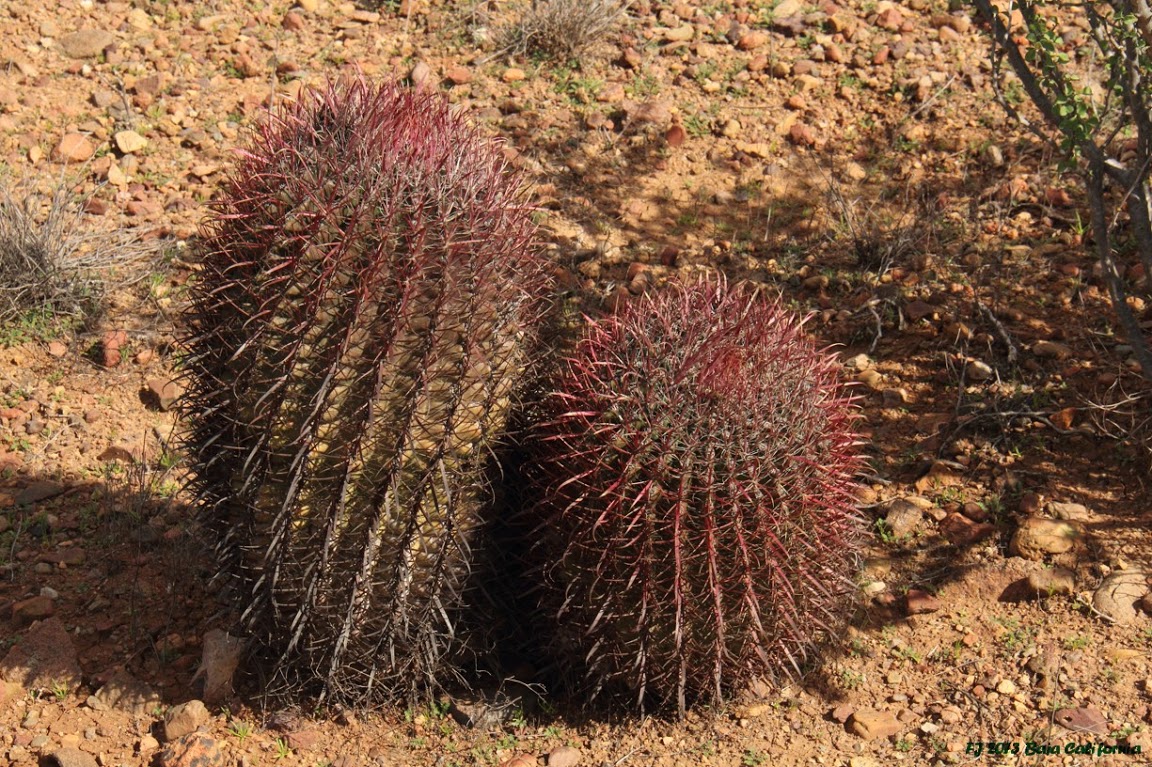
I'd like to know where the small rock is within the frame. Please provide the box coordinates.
[547,746,581,767]
[114,130,148,154]
[884,499,923,538]
[939,513,995,546]
[100,330,128,368]
[876,7,904,30]
[164,700,210,741]
[0,617,82,691]
[11,595,54,625]
[1032,340,1073,360]
[158,734,225,767]
[500,756,537,767]
[1010,517,1080,561]
[1025,567,1076,598]
[1093,571,1148,625]
[965,359,994,381]
[193,630,244,704]
[996,678,1017,695]
[1049,501,1090,521]
[282,11,305,30]
[830,703,855,723]
[47,747,98,767]
[145,378,183,412]
[905,299,937,322]
[410,61,432,87]
[15,480,66,506]
[287,729,321,751]
[1054,706,1109,736]
[90,670,161,716]
[445,66,472,85]
[502,68,526,83]
[849,758,881,767]
[47,341,67,357]
[661,25,695,42]
[788,122,816,147]
[737,31,768,50]
[848,708,902,739]
[905,589,940,615]
[52,133,95,164]
[59,29,115,58]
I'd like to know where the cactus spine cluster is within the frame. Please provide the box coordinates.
[180,78,550,703]
[525,277,864,714]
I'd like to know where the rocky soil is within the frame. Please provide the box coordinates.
[0,0,1151,766]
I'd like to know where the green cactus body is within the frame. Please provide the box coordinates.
[181,78,550,703]
[527,277,864,715]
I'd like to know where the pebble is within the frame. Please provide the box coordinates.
[965,359,994,381]
[547,745,581,767]
[11,595,55,624]
[1010,517,1080,561]
[146,378,184,412]
[848,708,902,739]
[1025,567,1076,598]
[89,670,161,715]
[48,747,97,767]
[59,29,115,58]
[445,66,472,85]
[410,61,432,88]
[164,700,210,741]
[52,133,95,164]
[1032,340,1072,359]
[737,31,768,50]
[905,589,940,615]
[1054,706,1109,735]
[114,130,148,154]
[939,513,995,546]
[1093,570,1148,625]
[500,756,537,767]
[884,498,923,538]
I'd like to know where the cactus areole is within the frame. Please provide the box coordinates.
[180,77,551,704]
[528,277,864,715]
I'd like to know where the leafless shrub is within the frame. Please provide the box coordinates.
[0,174,154,338]
[496,0,628,61]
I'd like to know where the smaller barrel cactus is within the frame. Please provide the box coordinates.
[525,276,864,715]
[180,77,551,704]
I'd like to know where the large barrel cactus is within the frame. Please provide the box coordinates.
[180,77,551,703]
[526,277,863,715]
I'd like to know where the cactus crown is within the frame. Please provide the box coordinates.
[528,276,864,714]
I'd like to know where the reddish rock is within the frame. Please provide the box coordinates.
[287,729,321,751]
[904,589,940,615]
[146,378,184,412]
[282,11,305,30]
[0,616,82,690]
[11,595,55,625]
[52,133,95,163]
[665,124,686,147]
[876,7,903,30]
[100,329,128,367]
[788,122,816,146]
[939,513,995,546]
[445,66,472,85]
[849,708,902,739]
[1054,707,1109,736]
[736,31,768,50]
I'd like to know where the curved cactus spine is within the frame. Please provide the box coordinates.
[526,276,864,715]
[180,77,551,703]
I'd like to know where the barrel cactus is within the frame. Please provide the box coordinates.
[525,277,864,714]
[180,77,551,703]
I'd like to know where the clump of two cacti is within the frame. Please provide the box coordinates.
[181,76,864,713]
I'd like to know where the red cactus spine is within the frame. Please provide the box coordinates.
[527,277,864,714]
[180,77,551,703]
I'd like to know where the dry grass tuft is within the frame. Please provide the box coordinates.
[0,174,155,339]
[497,0,628,61]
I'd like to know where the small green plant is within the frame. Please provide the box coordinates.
[50,681,69,701]
[741,749,766,767]
[895,738,914,752]
[274,738,291,759]
[1063,634,1089,651]
[228,720,252,743]
[839,668,864,690]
